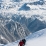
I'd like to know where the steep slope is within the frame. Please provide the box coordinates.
[26,36,46,46]
[0,21,30,44]
[0,23,16,44]
[26,28,46,39]
[28,18,46,33]
[5,21,30,39]
[11,14,46,33]
[19,3,30,11]
[3,28,46,46]
[0,13,46,33]
[0,14,30,44]
[25,28,46,46]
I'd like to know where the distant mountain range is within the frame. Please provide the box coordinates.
[0,0,46,10]
[0,13,30,44]
[0,0,46,45]
[0,13,46,44]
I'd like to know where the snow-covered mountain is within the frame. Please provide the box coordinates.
[2,28,46,46]
[0,0,46,45]
[0,21,30,44]
[0,13,30,44]
[11,14,46,33]
[0,0,46,10]
[0,13,46,33]
[0,12,46,44]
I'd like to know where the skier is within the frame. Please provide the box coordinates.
[18,39,26,46]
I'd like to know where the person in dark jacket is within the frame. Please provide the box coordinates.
[18,39,26,46]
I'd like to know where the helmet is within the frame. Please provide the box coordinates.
[22,39,26,45]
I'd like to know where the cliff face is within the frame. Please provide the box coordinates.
[0,14,30,44]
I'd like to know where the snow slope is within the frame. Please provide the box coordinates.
[2,28,46,46]
[26,36,46,46]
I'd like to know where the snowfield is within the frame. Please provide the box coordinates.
[26,36,46,46]
[2,28,46,46]
[26,28,46,46]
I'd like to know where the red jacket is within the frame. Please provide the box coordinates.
[19,41,24,46]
